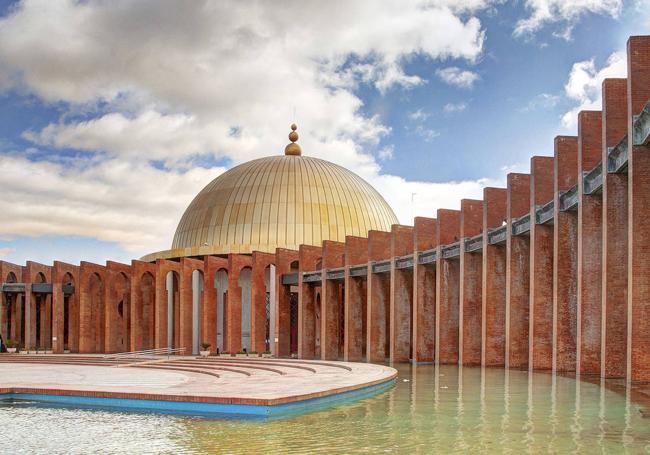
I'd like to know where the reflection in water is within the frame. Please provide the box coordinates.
[1,364,650,454]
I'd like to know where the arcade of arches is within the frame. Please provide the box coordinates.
[5,37,650,387]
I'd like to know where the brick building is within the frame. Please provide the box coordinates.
[2,35,650,383]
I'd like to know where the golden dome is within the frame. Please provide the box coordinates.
[166,155,398,257]
[140,125,398,260]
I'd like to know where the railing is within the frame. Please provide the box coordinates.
[104,347,186,363]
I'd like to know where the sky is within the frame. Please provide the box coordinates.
[0,0,648,265]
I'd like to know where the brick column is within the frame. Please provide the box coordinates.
[298,245,321,359]
[154,260,166,349]
[226,255,250,355]
[274,249,298,358]
[52,271,64,353]
[251,252,274,355]
[626,36,650,382]
[505,173,531,369]
[529,156,554,371]
[436,209,461,364]
[344,236,368,362]
[553,136,579,372]
[482,188,507,367]
[10,295,17,341]
[412,217,437,363]
[367,230,391,363]
[42,294,52,349]
[577,110,604,375]
[390,225,414,363]
[601,78,628,378]
[14,295,22,346]
[0,292,5,342]
[459,199,483,366]
[179,259,193,353]
[321,241,345,361]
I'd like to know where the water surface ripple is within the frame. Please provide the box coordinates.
[1,364,649,454]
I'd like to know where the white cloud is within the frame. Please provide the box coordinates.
[561,50,626,129]
[436,67,480,89]
[443,102,468,113]
[414,125,441,142]
[408,109,430,121]
[374,174,504,224]
[521,93,560,112]
[514,0,622,39]
[0,0,503,258]
[0,154,221,255]
[0,247,16,258]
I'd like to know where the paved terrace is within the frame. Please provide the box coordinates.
[0,355,396,407]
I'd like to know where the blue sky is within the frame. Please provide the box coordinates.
[0,0,647,265]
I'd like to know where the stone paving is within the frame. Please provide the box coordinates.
[0,355,397,405]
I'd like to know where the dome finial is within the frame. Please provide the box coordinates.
[285,123,302,156]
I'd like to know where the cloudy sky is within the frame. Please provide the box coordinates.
[0,0,647,265]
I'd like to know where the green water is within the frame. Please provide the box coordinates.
[2,364,650,454]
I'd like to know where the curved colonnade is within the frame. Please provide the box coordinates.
[2,36,650,384]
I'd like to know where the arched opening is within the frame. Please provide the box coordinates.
[139,272,155,350]
[34,272,51,350]
[88,272,104,353]
[62,272,75,352]
[215,269,228,353]
[191,269,204,355]
[111,272,130,352]
[165,271,180,349]
[239,267,252,352]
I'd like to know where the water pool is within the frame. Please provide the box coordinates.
[2,364,649,454]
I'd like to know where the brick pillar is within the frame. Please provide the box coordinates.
[78,268,90,353]
[24,287,34,350]
[251,253,273,354]
[14,294,22,346]
[43,293,52,350]
[459,199,483,366]
[529,156,554,371]
[389,225,414,363]
[412,217,437,363]
[154,261,164,349]
[505,173,531,369]
[601,78,628,378]
[0,293,5,342]
[10,295,18,341]
[202,258,216,353]
[130,272,143,352]
[482,188,507,367]
[179,262,193,353]
[40,295,50,349]
[367,230,391,363]
[67,273,80,353]
[52,285,64,352]
[436,209,461,364]
[553,136,579,372]
[274,249,298,358]
[344,236,368,362]
[321,241,345,361]
[298,245,321,359]
[577,110,604,375]
[626,36,650,382]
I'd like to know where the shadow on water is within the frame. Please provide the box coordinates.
[2,364,650,454]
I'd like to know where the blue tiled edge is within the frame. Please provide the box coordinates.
[1,378,395,420]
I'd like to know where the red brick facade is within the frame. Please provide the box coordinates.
[3,36,650,384]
